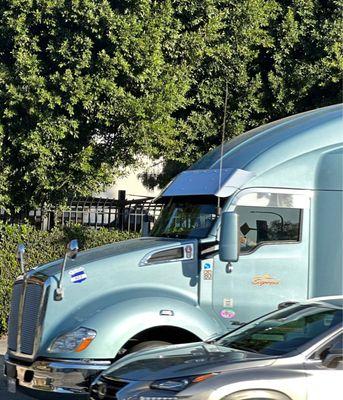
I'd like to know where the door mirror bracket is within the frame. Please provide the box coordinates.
[226,262,234,273]
[54,239,79,301]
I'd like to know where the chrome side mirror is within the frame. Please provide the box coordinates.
[219,212,240,263]
[16,244,26,274]
[67,239,79,259]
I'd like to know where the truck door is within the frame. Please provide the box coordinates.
[212,190,311,328]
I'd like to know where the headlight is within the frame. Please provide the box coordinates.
[49,327,96,353]
[150,373,216,392]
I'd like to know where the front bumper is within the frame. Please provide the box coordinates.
[4,354,111,395]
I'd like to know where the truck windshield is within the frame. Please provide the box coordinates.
[151,197,218,239]
[217,304,342,356]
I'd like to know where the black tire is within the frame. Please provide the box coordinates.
[128,340,171,353]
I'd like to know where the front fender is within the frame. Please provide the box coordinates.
[54,296,225,359]
[206,367,307,400]
[220,389,292,400]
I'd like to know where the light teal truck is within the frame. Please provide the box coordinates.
[4,104,343,398]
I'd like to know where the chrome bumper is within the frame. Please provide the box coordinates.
[4,354,111,395]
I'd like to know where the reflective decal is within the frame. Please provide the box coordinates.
[69,267,87,283]
[220,309,236,319]
[202,260,213,280]
[203,270,213,280]
[223,298,233,308]
[252,274,280,286]
[203,262,212,270]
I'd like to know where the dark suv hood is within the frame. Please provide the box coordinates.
[102,342,273,381]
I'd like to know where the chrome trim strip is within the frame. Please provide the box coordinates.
[48,360,111,369]
[16,278,27,352]
[7,278,24,352]
[139,243,195,266]
[32,278,50,358]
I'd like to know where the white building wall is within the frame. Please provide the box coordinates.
[96,158,163,199]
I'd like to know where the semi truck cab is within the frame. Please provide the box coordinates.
[4,104,343,397]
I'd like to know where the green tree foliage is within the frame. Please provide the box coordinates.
[265,0,342,117]
[0,0,341,203]
[0,124,10,206]
[169,0,279,163]
[139,0,343,187]
[0,0,191,210]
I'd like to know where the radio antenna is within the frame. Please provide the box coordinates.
[217,80,229,213]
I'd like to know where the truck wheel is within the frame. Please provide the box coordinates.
[129,340,171,353]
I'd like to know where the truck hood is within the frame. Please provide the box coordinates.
[32,237,189,277]
[27,236,200,360]
[102,342,274,381]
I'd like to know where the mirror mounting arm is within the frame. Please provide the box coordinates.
[17,244,26,274]
[54,239,79,301]
[54,253,68,301]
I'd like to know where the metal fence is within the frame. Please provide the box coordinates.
[0,191,164,233]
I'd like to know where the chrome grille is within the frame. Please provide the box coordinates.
[21,283,44,354]
[7,282,23,351]
[7,277,46,357]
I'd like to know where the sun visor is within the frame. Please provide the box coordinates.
[160,168,255,198]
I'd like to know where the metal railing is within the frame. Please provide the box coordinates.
[0,191,164,233]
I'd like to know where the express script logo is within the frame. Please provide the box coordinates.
[252,273,280,286]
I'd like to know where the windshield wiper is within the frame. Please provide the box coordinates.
[225,343,260,354]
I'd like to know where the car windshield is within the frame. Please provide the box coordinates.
[151,196,219,239]
[217,303,342,356]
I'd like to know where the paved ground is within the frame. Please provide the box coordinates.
[0,338,37,400]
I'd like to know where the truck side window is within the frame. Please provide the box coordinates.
[236,206,301,253]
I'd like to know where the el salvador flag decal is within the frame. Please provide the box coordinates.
[69,267,87,283]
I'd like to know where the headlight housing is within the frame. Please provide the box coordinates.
[49,327,96,353]
[150,373,216,392]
